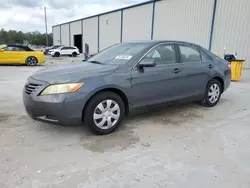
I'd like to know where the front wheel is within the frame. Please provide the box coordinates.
[200,79,222,107]
[72,52,77,57]
[54,52,60,57]
[25,56,38,66]
[84,92,125,135]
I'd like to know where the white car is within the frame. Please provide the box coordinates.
[42,45,63,55]
[49,46,80,57]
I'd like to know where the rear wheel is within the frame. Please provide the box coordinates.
[84,92,125,135]
[200,79,222,107]
[25,56,38,66]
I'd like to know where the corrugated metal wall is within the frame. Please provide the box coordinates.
[52,26,61,45]
[154,0,214,49]
[211,0,250,68]
[82,17,98,54]
[61,24,70,46]
[53,0,250,68]
[99,11,121,51]
[122,3,153,42]
[70,21,82,47]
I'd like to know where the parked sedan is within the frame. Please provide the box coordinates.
[23,41,231,135]
[0,44,45,66]
[49,46,80,57]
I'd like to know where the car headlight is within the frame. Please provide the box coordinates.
[40,83,84,95]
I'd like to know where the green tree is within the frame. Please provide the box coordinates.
[0,28,53,46]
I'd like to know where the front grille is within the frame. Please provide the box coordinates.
[24,83,41,95]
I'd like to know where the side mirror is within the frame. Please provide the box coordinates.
[138,59,156,68]
[0,49,4,52]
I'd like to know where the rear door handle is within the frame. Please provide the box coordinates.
[208,64,213,69]
[173,68,181,74]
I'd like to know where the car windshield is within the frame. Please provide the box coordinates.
[55,46,63,50]
[88,43,149,65]
[52,45,60,49]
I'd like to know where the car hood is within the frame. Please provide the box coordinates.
[31,62,119,84]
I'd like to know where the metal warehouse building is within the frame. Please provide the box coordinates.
[52,0,250,68]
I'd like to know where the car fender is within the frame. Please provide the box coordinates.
[80,84,128,100]
[20,52,34,63]
[210,62,227,80]
[77,79,131,111]
[77,84,129,115]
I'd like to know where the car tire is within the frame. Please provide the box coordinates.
[25,56,38,66]
[72,52,77,57]
[200,79,222,107]
[54,52,60,57]
[84,91,125,135]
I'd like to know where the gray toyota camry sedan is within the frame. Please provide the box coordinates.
[23,41,231,135]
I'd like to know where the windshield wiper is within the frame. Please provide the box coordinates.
[88,60,103,64]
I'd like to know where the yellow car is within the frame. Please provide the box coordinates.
[0,44,45,66]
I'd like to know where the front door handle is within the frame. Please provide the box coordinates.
[208,64,213,69]
[173,68,181,74]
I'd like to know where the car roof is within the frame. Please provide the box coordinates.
[8,44,28,47]
[61,46,76,48]
[122,40,200,46]
[7,44,34,51]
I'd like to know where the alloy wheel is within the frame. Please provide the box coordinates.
[27,57,37,66]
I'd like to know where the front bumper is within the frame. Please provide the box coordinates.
[22,77,88,126]
[38,57,46,64]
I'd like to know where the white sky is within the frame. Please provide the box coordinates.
[0,0,146,33]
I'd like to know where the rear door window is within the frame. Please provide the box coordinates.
[201,50,213,61]
[179,45,201,63]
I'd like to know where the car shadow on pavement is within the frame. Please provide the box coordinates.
[0,64,45,67]
[78,102,206,152]
[0,64,24,67]
[1,102,205,153]
[126,102,205,126]
[28,119,140,153]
